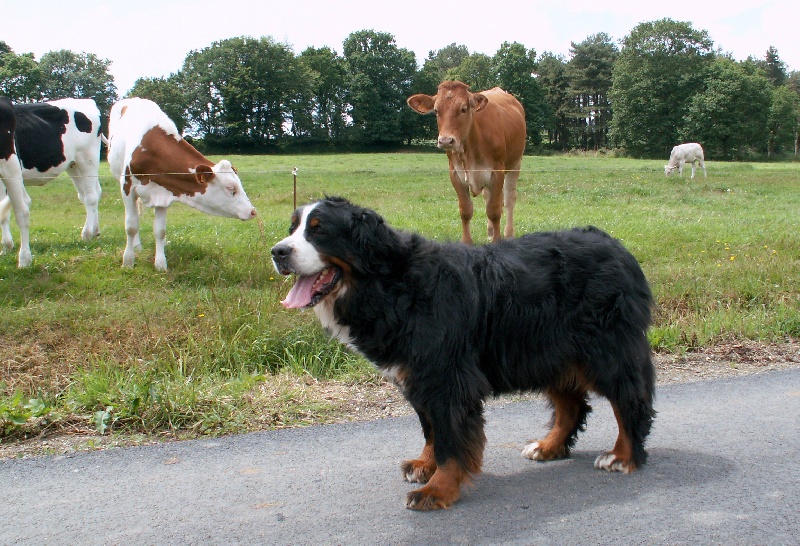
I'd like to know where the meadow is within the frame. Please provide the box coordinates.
[1,153,798,440]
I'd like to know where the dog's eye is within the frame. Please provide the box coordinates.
[309,217,323,235]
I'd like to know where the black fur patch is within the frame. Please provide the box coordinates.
[74,111,93,134]
[14,102,68,172]
[0,97,16,160]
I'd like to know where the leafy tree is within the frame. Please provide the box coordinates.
[0,41,11,56]
[761,46,786,87]
[787,70,800,96]
[610,19,715,155]
[180,36,309,148]
[38,50,117,119]
[127,75,188,133]
[297,46,348,143]
[536,52,570,148]
[566,33,617,149]
[405,58,441,143]
[446,52,496,91]
[343,30,416,146]
[425,43,470,83]
[679,57,771,157]
[0,51,44,102]
[494,41,546,146]
[768,85,799,156]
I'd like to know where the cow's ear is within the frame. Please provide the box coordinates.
[195,164,215,184]
[472,93,489,112]
[407,94,436,114]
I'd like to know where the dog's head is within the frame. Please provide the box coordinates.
[271,196,403,309]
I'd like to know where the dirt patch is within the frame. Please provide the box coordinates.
[2,340,799,460]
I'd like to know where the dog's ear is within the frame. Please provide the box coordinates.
[350,208,404,275]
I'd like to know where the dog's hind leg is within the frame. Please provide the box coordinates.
[594,391,655,473]
[522,388,591,461]
[593,352,656,473]
[401,411,437,484]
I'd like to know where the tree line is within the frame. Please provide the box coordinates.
[2,19,798,159]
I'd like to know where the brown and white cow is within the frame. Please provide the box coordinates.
[407,81,526,244]
[105,98,256,270]
[0,98,103,267]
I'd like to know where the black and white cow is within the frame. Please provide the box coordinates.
[0,98,103,267]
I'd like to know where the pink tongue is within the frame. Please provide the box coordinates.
[281,275,317,309]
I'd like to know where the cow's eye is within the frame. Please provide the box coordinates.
[227,185,237,197]
[461,104,468,114]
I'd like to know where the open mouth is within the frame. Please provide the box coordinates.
[280,266,343,309]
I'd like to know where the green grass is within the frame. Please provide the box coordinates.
[1,153,799,440]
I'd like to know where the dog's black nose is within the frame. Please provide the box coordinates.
[271,244,291,260]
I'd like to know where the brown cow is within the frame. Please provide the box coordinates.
[407,81,526,244]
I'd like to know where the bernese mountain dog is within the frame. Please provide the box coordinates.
[271,196,656,511]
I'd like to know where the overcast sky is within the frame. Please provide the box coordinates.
[3,0,797,95]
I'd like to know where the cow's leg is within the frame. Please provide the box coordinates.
[405,390,486,510]
[67,159,102,240]
[152,206,169,271]
[699,157,707,178]
[0,160,32,267]
[0,196,13,252]
[483,171,504,243]
[121,183,140,268]
[503,165,520,239]
[689,160,696,179]
[450,169,474,245]
[522,388,591,461]
[678,159,685,177]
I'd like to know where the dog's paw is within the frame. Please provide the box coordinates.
[521,441,568,461]
[405,486,455,511]
[401,458,436,483]
[594,453,634,473]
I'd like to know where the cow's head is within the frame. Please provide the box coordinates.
[407,80,488,153]
[664,164,677,177]
[192,160,257,221]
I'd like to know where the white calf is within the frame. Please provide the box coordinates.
[105,98,257,270]
[665,142,707,179]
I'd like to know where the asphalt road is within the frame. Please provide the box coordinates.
[2,369,799,545]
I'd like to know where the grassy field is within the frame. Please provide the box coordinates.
[1,153,798,440]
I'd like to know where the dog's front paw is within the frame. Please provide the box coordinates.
[401,458,436,483]
[405,485,457,511]
[521,440,568,461]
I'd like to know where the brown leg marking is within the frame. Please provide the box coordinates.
[405,460,467,511]
[594,403,636,473]
[522,390,582,461]
[400,438,437,484]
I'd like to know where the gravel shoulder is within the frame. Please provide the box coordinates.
[2,340,798,460]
